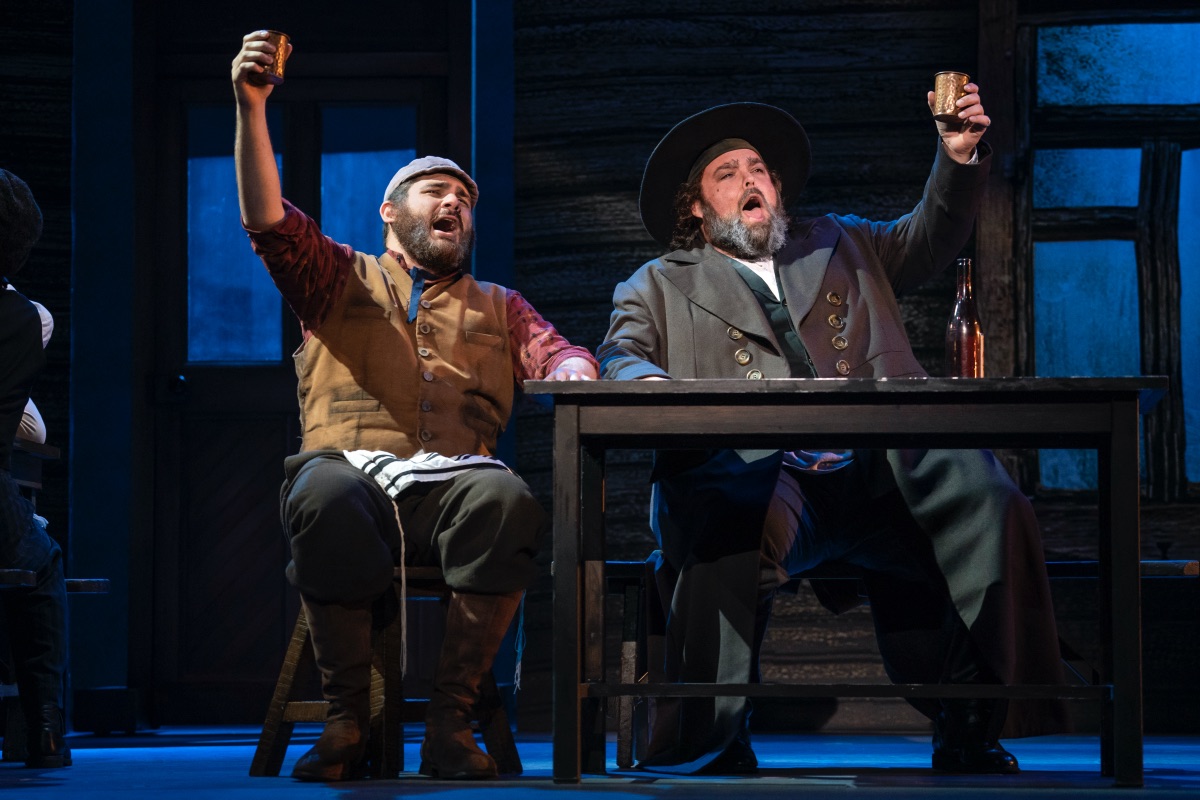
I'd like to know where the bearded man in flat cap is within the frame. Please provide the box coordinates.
[232,31,597,781]
[598,87,1065,775]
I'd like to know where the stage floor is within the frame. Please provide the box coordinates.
[2,727,1198,798]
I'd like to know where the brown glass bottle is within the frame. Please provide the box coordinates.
[945,257,984,377]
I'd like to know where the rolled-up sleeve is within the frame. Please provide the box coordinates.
[506,290,598,383]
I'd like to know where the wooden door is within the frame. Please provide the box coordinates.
[147,74,458,723]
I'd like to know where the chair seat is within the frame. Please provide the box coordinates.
[249,567,522,779]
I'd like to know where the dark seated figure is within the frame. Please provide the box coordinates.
[0,168,70,769]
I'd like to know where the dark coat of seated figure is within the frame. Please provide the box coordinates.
[0,168,70,769]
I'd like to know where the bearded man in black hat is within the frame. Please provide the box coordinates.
[0,168,71,769]
[598,87,1066,775]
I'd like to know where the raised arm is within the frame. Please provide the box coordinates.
[232,31,290,230]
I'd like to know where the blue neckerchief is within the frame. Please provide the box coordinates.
[407,266,437,323]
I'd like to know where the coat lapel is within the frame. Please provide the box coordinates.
[776,218,841,328]
[658,245,777,344]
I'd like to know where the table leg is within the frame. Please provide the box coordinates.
[1104,398,1144,787]
[552,407,581,783]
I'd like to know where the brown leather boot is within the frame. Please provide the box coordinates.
[291,597,373,782]
[419,590,522,780]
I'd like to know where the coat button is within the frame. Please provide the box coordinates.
[826,291,843,307]
[421,400,432,412]
[727,326,743,340]
[832,336,848,350]
[422,371,434,382]
[734,349,752,366]
[746,369,763,380]
[827,314,845,330]
[419,429,432,442]
[419,323,431,334]
[835,359,850,375]
[418,347,432,358]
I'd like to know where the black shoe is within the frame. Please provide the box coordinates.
[699,729,758,775]
[932,740,1019,774]
[932,700,1019,775]
[25,704,71,769]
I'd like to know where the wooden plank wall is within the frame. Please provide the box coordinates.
[512,0,980,731]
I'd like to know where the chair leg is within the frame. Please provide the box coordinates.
[616,580,640,769]
[250,610,313,777]
[372,601,405,778]
[2,695,28,762]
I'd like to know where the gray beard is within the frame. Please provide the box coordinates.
[702,195,787,261]
[389,206,474,275]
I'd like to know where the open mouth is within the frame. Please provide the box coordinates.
[432,215,459,234]
[741,192,767,222]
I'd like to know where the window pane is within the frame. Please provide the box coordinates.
[320,106,417,256]
[1181,150,1200,483]
[1038,24,1200,106]
[187,106,284,363]
[1034,149,1140,208]
[1034,240,1140,489]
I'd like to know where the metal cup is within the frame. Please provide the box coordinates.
[932,71,970,123]
[256,30,291,85]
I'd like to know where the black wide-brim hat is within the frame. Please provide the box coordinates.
[639,102,811,249]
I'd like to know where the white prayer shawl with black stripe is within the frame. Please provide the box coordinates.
[341,449,520,681]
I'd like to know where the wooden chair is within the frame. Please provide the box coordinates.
[9,438,58,511]
[250,566,522,778]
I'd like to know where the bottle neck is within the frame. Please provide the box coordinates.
[956,258,974,301]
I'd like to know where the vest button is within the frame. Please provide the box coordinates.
[827,314,845,330]
[835,359,850,375]
[727,326,743,340]
[746,369,763,380]
[832,335,848,351]
[418,347,432,358]
[422,371,434,382]
[421,400,432,412]
[420,299,432,309]
[419,323,431,334]
[826,291,843,307]
[734,349,752,366]
[419,429,432,442]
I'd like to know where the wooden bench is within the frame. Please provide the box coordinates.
[249,566,522,778]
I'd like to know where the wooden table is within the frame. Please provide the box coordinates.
[524,377,1168,786]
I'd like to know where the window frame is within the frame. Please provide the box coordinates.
[1014,15,1200,500]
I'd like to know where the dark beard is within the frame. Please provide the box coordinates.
[389,204,475,275]
[701,190,788,260]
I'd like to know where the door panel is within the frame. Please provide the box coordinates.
[150,76,445,723]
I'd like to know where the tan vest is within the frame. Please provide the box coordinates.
[294,252,513,458]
